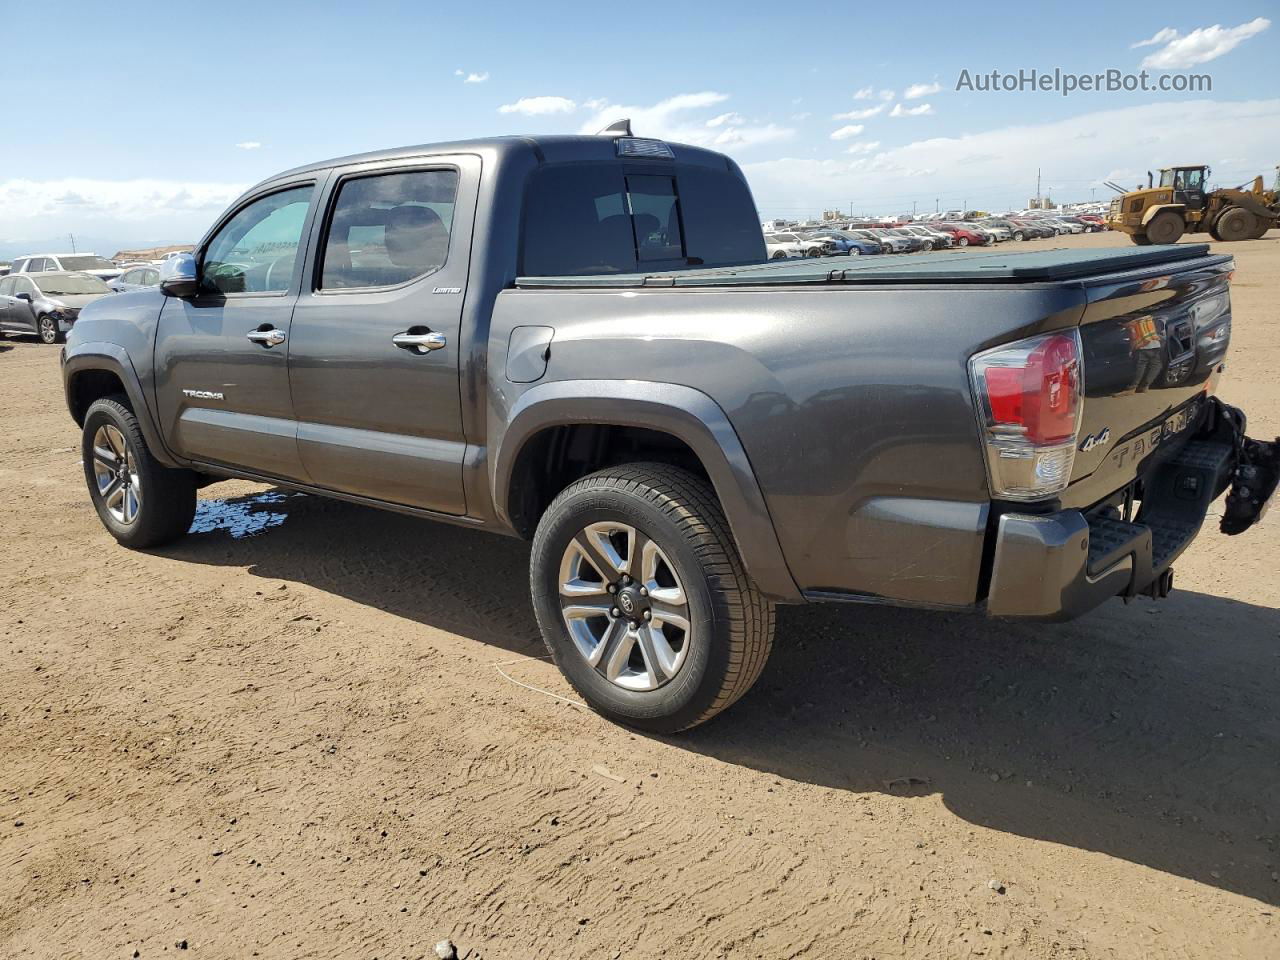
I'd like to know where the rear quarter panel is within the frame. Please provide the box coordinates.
[490,282,1087,606]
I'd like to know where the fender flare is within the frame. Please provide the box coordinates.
[62,342,181,468]
[492,379,802,602]
[1141,203,1186,227]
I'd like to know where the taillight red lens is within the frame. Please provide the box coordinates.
[981,332,1080,444]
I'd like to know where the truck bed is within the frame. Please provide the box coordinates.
[516,243,1214,288]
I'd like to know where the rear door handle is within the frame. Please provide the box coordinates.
[246,328,287,347]
[393,330,447,353]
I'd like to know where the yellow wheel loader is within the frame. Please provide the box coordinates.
[1105,165,1279,245]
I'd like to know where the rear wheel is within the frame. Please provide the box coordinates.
[1013,231,1025,241]
[1130,233,1153,245]
[957,237,969,247]
[1215,207,1256,242]
[530,463,774,733]
[1145,210,1185,244]
[38,315,62,345]
[1250,218,1273,240]
[82,396,197,549]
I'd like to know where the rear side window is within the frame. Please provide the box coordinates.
[320,169,459,290]
[521,162,763,276]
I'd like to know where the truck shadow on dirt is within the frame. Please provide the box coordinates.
[168,487,1280,905]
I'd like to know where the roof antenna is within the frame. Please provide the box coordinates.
[597,118,632,137]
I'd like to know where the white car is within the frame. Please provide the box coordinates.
[768,231,838,258]
[764,236,805,260]
[11,253,121,282]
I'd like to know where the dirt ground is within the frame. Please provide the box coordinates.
[2,230,1279,960]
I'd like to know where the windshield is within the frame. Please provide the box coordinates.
[59,255,116,271]
[1159,170,1175,188]
[37,274,110,296]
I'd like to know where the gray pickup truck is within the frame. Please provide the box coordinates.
[61,128,1277,731]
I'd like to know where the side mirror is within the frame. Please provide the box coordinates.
[159,252,199,299]
[15,292,31,302]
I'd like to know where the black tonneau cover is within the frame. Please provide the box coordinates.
[516,243,1213,289]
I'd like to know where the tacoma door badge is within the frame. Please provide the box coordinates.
[182,389,225,401]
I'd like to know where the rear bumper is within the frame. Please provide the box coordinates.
[986,400,1273,620]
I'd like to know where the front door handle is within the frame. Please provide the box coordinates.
[246,328,286,347]
[393,330,447,353]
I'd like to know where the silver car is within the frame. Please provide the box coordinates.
[109,265,162,293]
[0,271,112,344]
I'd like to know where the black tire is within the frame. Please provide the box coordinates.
[1013,231,1025,241]
[1249,218,1272,240]
[530,463,775,733]
[771,251,787,260]
[81,395,197,549]
[1145,210,1185,244]
[38,314,63,345]
[1130,233,1153,246]
[1216,207,1256,242]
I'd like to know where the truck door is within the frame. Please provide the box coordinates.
[285,156,478,515]
[153,180,321,481]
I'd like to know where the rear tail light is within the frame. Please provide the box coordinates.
[970,330,1083,500]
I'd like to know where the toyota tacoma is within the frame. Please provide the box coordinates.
[61,127,1278,731]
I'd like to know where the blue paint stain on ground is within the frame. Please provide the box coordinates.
[189,491,303,538]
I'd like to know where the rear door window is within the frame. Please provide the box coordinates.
[319,168,459,290]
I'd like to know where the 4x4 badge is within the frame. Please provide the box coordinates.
[1080,428,1111,452]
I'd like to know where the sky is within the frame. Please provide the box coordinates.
[0,0,1277,254]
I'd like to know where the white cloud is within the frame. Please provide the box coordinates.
[1137,17,1270,68]
[498,96,577,115]
[890,102,934,117]
[1131,27,1179,48]
[458,70,489,84]
[829,124,865,140]
[0,177,248,242]
[903,81,942,99]
[706,112,744,127]
[578,92,792,150]
[878,89,896,101]
[234,141,261,150]
[741,98,1280,218]
[845,140,881,155]
[853,86,875,100]
[833,105,884,121]
[791,112,811,121]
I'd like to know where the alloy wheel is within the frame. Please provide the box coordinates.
[39,316,58,344]
[558,522,692,692]
[91,424,141,524]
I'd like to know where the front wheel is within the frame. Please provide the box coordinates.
[1145,210,1185,244]
[957,237,969,247]
[82,396,198,549]
[530,463,775,733]
[38,315,63,345]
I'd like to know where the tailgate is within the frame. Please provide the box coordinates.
[1062,252,1234,509]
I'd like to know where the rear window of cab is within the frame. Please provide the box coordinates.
[520,162,764,276]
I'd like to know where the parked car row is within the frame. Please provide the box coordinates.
[0,251,180,343]
[762,211,1108,259]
